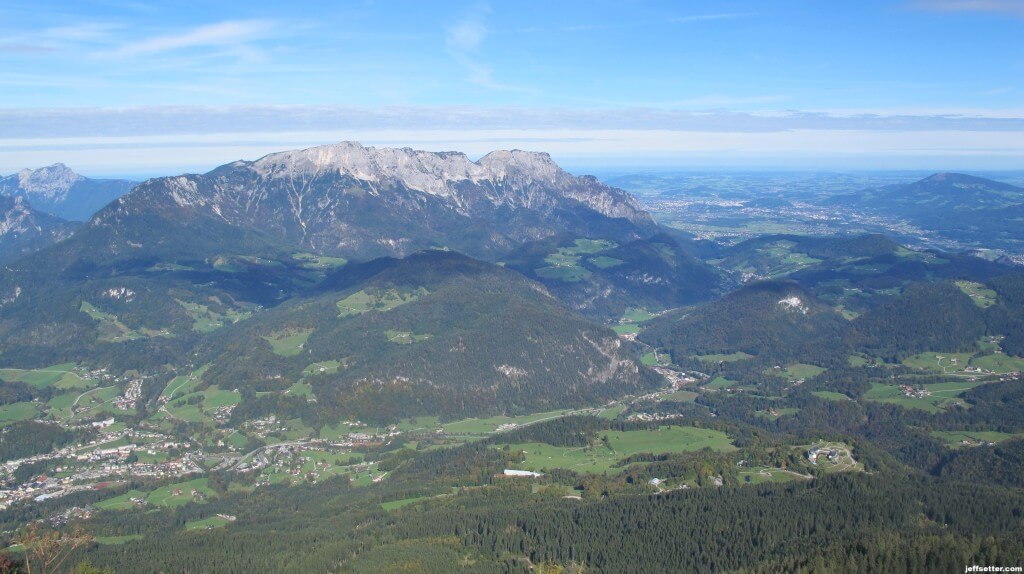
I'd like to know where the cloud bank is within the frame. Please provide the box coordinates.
[2,105,1023,175]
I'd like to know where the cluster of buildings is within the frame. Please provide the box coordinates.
[626,411,680,423]
[807,446,840,465]
[0,426,206,510]
[80,368,114,382]
[112,379,143,411]
[242,415,286,437]
[212,404,236,425]
[48,505,93,527]
[645,368,698,391]
[900,384,930,398]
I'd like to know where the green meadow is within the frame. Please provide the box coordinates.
[336,287,427,318]
[264,329,313,356]
[508,425,735,474]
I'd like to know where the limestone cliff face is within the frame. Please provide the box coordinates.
[100,142,654,260]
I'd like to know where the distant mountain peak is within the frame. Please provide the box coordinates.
[1,164,135,221]
[15,163,84,199]
[916,172,1020,190]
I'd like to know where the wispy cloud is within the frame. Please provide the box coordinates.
[910,0,1024,16]
[105,19,277,58]
[444,6,532,93]
[672,13,753,24]
[0,43,55,54]
[0,22,120,53]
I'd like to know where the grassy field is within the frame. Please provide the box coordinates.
[812,391,852,401]
[656,389,698,403]
[571,239,617,253]
[535,265,592,282]
[598,405,627,419]
[754,407,799,420]
[264,329,313,357]
[385,330,432,344]
[508,425,735,474]
[303,360,341,377]
[612,323,640,336]
[727,241,823,278]
[72,385,122,419]
[692,352,754,363]
[769,363,826,380]
[902,352,974,373]
[931,430,1024,447]
[94,490,147,511]
[381,496,432,511]
[185,516,232,531]
[47,391,78,420]
[0,363,83,389]
[589,256,624,268]
[176,299,253,332]
[641,351,665,366]
[705,376,738,390]
[293,252,347,270]
[161,365,209,401]
[0,401,39,425]
[863,380,986,413]
[971,353,1024,374]
[203,387,241,409]
[80,301,154,342]
[622,308,656,323]
[96,478,215,511]
[738,467,805,485]
[165,386,240,424]
[955,280,997,308]
[336,287,426,318]
[147,478,215,508]
[286,382,314,398]
[534,238,618,282]
[848,355,869,367]
[442,409,575,435]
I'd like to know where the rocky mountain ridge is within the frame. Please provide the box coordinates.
[98,142,654,260]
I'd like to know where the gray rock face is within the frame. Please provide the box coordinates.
[0,195,77,263]
[101,142,654,260]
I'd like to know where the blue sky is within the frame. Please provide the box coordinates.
[2,0,1023,175]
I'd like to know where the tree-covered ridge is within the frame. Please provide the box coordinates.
[642,271,1024,371]
[200,250,659,422]
[844,282,987,361]
[642,280,847,364]
[503,233,724,320]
